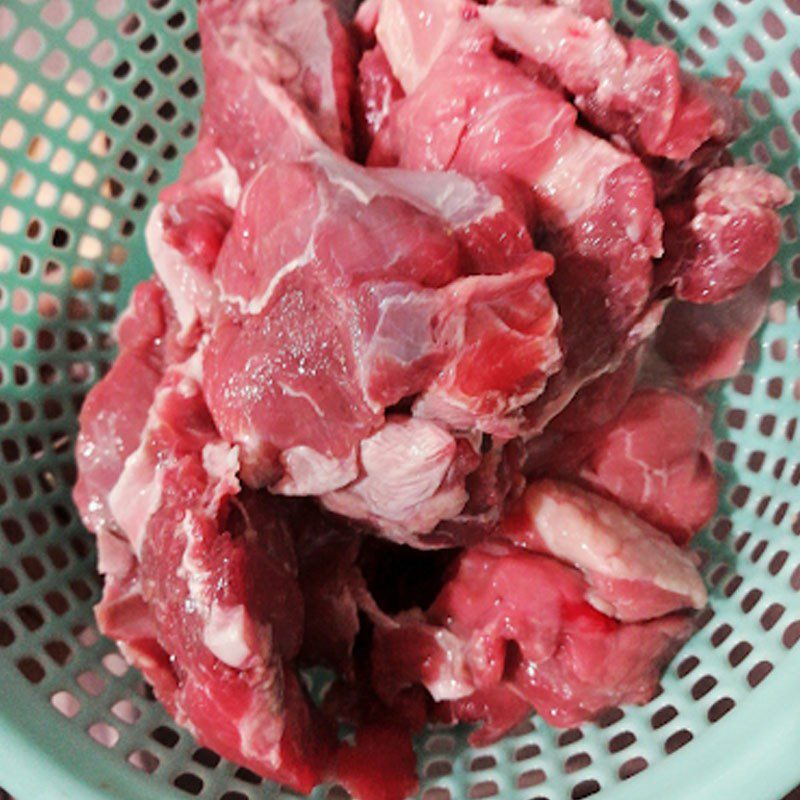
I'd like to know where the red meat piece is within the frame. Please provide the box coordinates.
[205,151,559,538]
[198,0,355,179]
[373,19,661,423]
[654,268,772,391]
[528,389,719,545]
[658,165,791,303]
[372,543,694,740]
[499,479,707,621]
[355,45,405,159]
[480,3,743,159]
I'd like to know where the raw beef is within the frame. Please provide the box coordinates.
[354,45,404,158]
[479,2,743,159]
[73,0,793,796]
[74,279,177,541]
[370,8,663,423]
[204,150,561,526]
[527,389,719,545]
[198,0,356,178]
[499,479,707,620]
[657,165,791,303]
[654,268,773,391]
[145,140,240,342]
[372,542,696,740]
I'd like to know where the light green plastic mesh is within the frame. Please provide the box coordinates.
[0,1,799,798]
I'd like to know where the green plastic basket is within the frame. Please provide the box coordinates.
[1,0,799,798]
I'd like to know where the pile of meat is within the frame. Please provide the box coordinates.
[74,0,791,796]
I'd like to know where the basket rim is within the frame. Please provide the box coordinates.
[1,647,799,800]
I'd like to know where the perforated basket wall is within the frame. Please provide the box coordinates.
[1,1,799,798]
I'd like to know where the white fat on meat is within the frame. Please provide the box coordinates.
[109,351,232,559]
[427,628,475,700]
[375,0,470,93]
[322,417,469,535]
[312,147,503,226]
[374,167,506,228]
[107,425,166,559]
[203,602,258,669]
[145,151,240,340]
[177,513,207,613]
[202,441,242,505]
[517,479,707,619]
[535,129,629,229]
[96,529,136,578]
[276,445,359,495]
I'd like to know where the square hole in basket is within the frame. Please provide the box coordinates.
[174,772,205,795]
[77,669,105,696]
[151,724,181,749]
[111,699,141,725]
[44,638,73,666]
[468,780,499,798]
[51,689,81,718]
[128,748,160,774]
[89,721,120,748]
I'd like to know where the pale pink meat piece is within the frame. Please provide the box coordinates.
[198,0,355,179]
[374,0,474,93]
[500,479,707,621]
[321,417,479,542]
[489,0,612,19]
[145,140,240,342]
[73,279,178,540]
[354,45,405,159]
[479,3,743,159]
[105,356,335,792]
[373,20,661,425]
[205,151,560,536]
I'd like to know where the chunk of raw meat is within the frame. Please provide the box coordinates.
[372,543,695,738]
[374,0,474,93]
[74,0,791,790]
[354,45,404,159]
[375,22,661,420]
[500,479,707,621]
[205,150,560,531]
[102,354,334,792]
[198,0,355,179]
[410,270,562,435]
[490,0,611,20]
[322,418,480,542]
[549,347,641,433]
[657,165,791,303]
[480,3,743,159]
[528,389,719,545]
[654,268,772,391]
[204,155,458,489]
[146,140,240,342]
[73,280,176,540]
